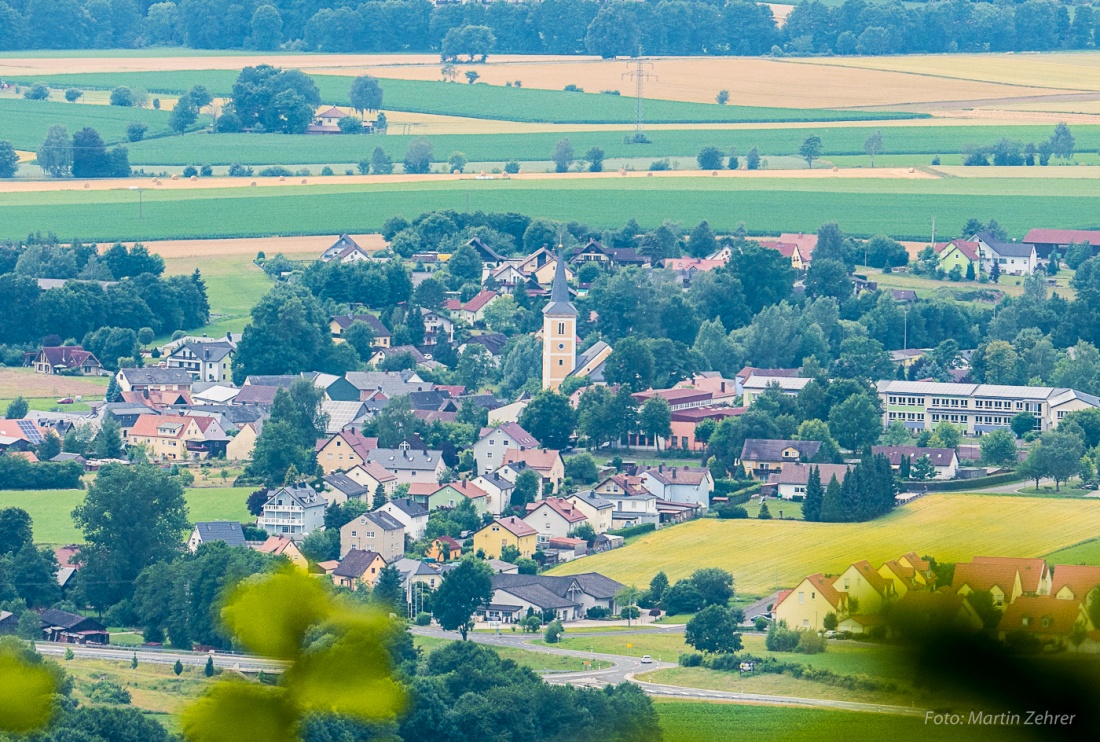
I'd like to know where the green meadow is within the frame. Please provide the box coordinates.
[8,71,919,124]
[5,176,1100,242]
[0,96,174,150]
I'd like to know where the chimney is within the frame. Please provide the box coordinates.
[658,464,664,473]
[672,468,677,479]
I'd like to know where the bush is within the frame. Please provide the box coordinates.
[182,165,198,178]
[110,86,136,107]
[259,166,293,178]
[797,630,827,654]
[504,160,520,174]
[765,620,801,652]
[200,164,213,177]
[23,83,49,100]
[586,606,609,620]
[126,122,148,142]
[338,116,363,134]
[87,680,131,704]
[753,616,768,632]
[678,652,703,667]
[609,523,655,539]
[0,457,83,490]
[215,112,242,133]
[544,619,564,643]
[64,89,82,102]
[649,158,671,171]
[228,163,253,177]
[414,612,432,626]
[321,166,334,176]
[714,504,748,519]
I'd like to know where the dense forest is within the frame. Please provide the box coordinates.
[0,0,1095,58]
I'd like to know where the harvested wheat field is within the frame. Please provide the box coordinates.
[119,234,384,260]
[550,494,1100,594]
[790,52,1100,92]
[0,368,108,402]
[334,57,1062,109]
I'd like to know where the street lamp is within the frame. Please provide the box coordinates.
[128,186,143,220]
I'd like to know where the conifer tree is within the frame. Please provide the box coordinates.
[802,466,823,522]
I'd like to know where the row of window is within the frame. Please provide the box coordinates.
[887,412,925,421]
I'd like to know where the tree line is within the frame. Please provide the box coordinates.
[1,0,1097,59]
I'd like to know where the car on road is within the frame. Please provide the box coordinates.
[57,398,74,404]
[640,655,653,664]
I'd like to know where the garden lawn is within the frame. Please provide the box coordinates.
[0,96,175,150]
[413,635,610,673]
[654,700,1037,742]
[0,486,253,544]
[9,176,1100,242]
[550,494,1100,593]
[8,71,919,124]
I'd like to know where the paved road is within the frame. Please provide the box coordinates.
[411,627,919,716]
[35,641,286,673]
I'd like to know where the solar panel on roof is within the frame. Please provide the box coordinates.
[17,420,43,444]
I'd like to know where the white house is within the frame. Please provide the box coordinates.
[257,484,327,541]
[473,422,540,476]
[522,497,589,543]
[471,471,515,517]
[767,463,851,500]
[375,497,430,541]
[478,573,623,624]
[871,446,959,480]
[566,490,614,534]
[639,465,713,510]
[344,462,398,498]
[599,491,660,529]
[187,521,246,553]
[973,231,1037,276]
[165,341,235,383]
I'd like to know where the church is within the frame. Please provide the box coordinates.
[541,251,611,390]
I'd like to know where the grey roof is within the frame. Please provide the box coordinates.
[408,390,453,411]
[976,232,1034,258]
[494,582,579,610]
[38,609,104,631]
[333,549,383,578]
[365,511,405,532]
[324,472,368,498]
[487,559,517,573]
[194,521,247,548]
[570,489,613,510]
[322,400,369,433]
[51,452,86,463]
[542,251,577,317]
[234,385,279,405]
[172,342,234,363]
[245,375,298,387]
[265,484,326,509]
[345,371,432,397]
[187,404,264,426]
[574,341,609,371]
[331,313,391,337]
[383,497,429,518]
[119,367,193,386]
[479,472,515,491]
[465,333,508,356]
[739,439,821,462]
[367,447,443,471]
[394,557,439,579]
[492,572,623,601]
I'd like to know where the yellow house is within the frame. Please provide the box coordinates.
[532,258,574,288]
[774,573,847,631]
[473,516,537,560]
[332,549,387,591]
[317,430,377,475]
[834,560,896,615]
[877,559,924,599]
[897,552,935,587]
[1049,565,1100,601]
[127,414,227,461]
[345,462,398,497]
[425,536,462,562]
[952,557,1050,607]
[226,422,258,461]
[255,536,308,571]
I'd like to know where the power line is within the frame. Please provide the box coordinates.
[621,51,656,144]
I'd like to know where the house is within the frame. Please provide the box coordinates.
[1023,228,1100,260]
[0,419,46,451]
[639,465,713,510]
[834,560,896,616]
[419,481,490,514]
[568,340,612,384]
[891,590,983,634]
[473,516,537,559]
[877,380,1100,436]
[128,414,229,460]
[366,441,446,486]
[774,573,847,631]
[523,497,589,542]
[473,423,539,475]
[597,488,660,530]
[420,307,455,345]
[877,559,924,598]
[345,461,398,498]
[368,345,435,369]
[741,375,812,407]
[676,372,739,403]
[165,342,234,383]
[332,549,387,590]
[738,439,822,479]
[0,611,16,635]
[566,490,614,534]
[321,234,373,263]
[38,609,108,644]
[997,595,1092,645]
[1050,565,1100,601]
[192,384,240,406]
[662,257,724,286]
[461,333,508,361]
[449,290,500,325]
[487,558,519,574]
[345,370,433,400]
[767,462,850,500]
[472,471,516,516]
[257,484,327,541]
[465,237,507,275]
[187,521,246,553]
[255,536,308,570]
[323,472,369,504]
[226,422,259,460]
[952,556,1051,606]
[871,446,958,480]
[502,448,565,494]
[340,511,405,561]
[375,497,429,540]
[973,232,1037,276]
[330,313,391,347]
[316,429,379,474]
[477,572,624,624]
[425,535,462,562]
[33,346,102,376]
[394,558,445,601]
[116,367,193,393]
[735,366,800,397]
[935,239,980,275]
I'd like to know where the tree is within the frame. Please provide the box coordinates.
[342,320,375,361]
[603,337,655,391]
[638,396,672,450]
[110,86,137,106]
[805,258,852,301]
[552,138,574,173]
[447,151,468,173]
[980,429,1018,466]
[94,414,123,459]
[662,580,705,615]
[585,146,605,172]
[204,656,214,677]
[372,483,388,510]
[37,432,61,461]
[691,567,735,608]
[373,564,405,612]
[511,469,541,509]
[169,96,198,133]
[11,541,61,607]
[0,141,17,178]
[347,75,384,117]
[248,4,283,49]
[799,135,823,168]
[433,557,493,640]
[828,394,882,451]
[1011,411,1037,438]
[0,507,32,557]
[615,584,641,627]
[370,146,394,175]
[338,116,363,134]
[403,137,433,174]
[5,396,27,419]
[928,421,961,450]
[518,390,576,450]
[863,130,883,167]
[746,146,761,170]
[1034,430,1084,491]
[173,659,183,676]
[1049,122,1075,160]
[649,572,669,603]
[716,90,729,105]
[685,605,743,654]
[37,125,73,177]
[231,65,320,134]
[72,127,128,178]
[802,466,823,522]
[544,619,565,643]
[72,463,189,609]
[697,146,724,170]
[911,456,936,481]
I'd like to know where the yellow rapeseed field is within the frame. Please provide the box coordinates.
[550,494,1100,594]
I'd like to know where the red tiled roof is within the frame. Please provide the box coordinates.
[526,496,587,523]
[768,462,850,486]
[479,422,540,449]
[1024,228,1100,246]
[462,290,498,313]
[38,346,98,369]
[972,556,1047,594]
[450,480,488,500]
[495,516,537,538]
[779,232,818,254]
[129,414,213,439]
[1050,564,1100,600]
[777,573,845,611]
[503,448,561,473]
[257,536,297,557]
[998,595,1083,636]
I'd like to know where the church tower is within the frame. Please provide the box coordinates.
[542,251,576,390]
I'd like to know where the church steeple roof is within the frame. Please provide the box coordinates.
[542,249,576,317]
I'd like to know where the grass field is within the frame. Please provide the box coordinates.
[1046,537,1100,565]
[163,254,272,337]
[413,634,611,673]
[114,123,1100,167]
[550,494,1100,593]
[8,71,921,124]
[0,486,252,545]
[0,96,174,150]
[5,175,1100,242]
[0,368,109,414]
